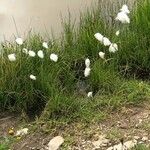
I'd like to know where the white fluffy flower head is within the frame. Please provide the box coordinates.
[103,37,111,46]
[87,92,93,98]
[120,4,130,14]
[116,11,130,24]
[43,42,48,49]
[8,53,16,62]
[29,75,36,80]
[84,67,91,77]
[37,50,44,59]
[22,48,28,54]
[115,30,120,36]
[99,52,105,59]
[50,53,58,62]
[94,33,103,43]
[28,50,36,57]
[16,38,23,45]
[85,58,90,68]
[109,43,118,53]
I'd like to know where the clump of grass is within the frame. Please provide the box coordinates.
[114,0,150,78]
[0,144,8,150]
[132,144,150,150]
[0,136,14,150]
[0,0,150,121]
[106,128,123,141]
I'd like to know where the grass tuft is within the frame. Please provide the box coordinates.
[0,0,150,121]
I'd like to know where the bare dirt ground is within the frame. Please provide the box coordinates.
[0,102,150,150]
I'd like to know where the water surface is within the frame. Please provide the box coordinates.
[0,0,95,41]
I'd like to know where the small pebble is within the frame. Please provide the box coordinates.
[134,136,140,140]
[102,143,108,147]
[142,136,148,142]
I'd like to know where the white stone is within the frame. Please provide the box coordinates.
[48,136,64,150]
[142,136,148,142]
[134,136,140,140]
[107,140,137,150]
[124,140,137,149]
[93,135,109,148]
[15,128,28,136]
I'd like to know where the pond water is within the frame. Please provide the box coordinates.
[0,0,95,41]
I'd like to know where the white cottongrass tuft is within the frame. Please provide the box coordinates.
[50,53,58,62]
[115,30,120,36]
[22,48,28,54]
[94,33,103,43]
[120,4,130,14]
[15,38,23,45]
[29,75,36,80]
[115,4,130,24]
[43,42,48,49]
[103,37,111,46]
[94,33,112,46]
[28,50,36,57]
[109,43,118,53]
[37,50,44,59]
[85,58,90,68]
[99,51,105,59]
[84,67,91,77]
[87,92,93,98]
[116,11,130,24]
[8,53,16,62]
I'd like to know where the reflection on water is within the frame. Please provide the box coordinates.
[0,0,95,41]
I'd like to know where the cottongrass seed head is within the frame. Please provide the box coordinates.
[15,38,23,45]
[84,67,91,77]
[28,50,36,57]
[94,33,103,43]
[87,92,93,98]
[37,50,44,59]
[99,51,105,59]
[50,53,58,62]
[29,75,36,80]
[85,58,90,68]
[22,48,28,54]
[43,42,48,49]
[109,43,118,53]
[8,53,16,62]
